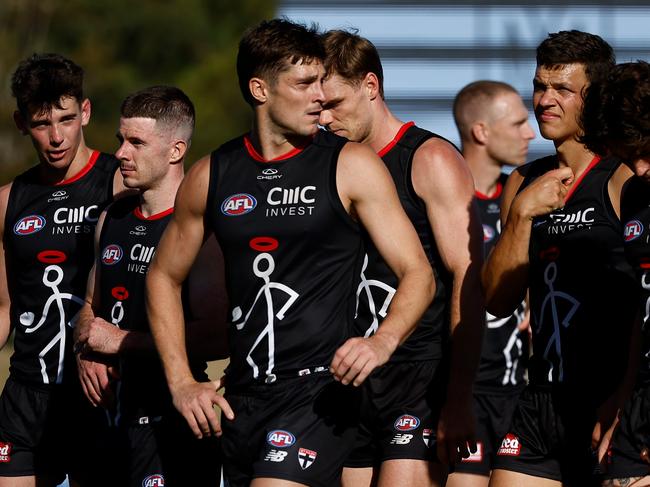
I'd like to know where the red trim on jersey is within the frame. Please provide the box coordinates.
[134,207,174,221]
[476,182,503,200]
[56,150,99,186]
[564,155,601,203]
[641,263,650,269]
[377,122,415,158]
[244,136,309,163]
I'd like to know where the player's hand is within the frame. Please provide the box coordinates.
[75,352,118,407]
[592,398,621,466]
[170,377,234,439]
[511,166,574,220]
[330,333,395,387]
[436,392,477,465]
[77,317,126,355]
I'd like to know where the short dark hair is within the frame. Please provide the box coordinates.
[581,61,650,161]
[322,30,384,99]
[453,80,519,142]
[237,18,324,106]
[536,30,615,85]
[11,53,84,116]
[120,85,195,140]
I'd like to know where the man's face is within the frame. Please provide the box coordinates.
[485,92,535,166]
[319,73,372,143]
[17,96,90,170]
[533,63,588,144]
[265,59,325,138]
[115,117,171,191]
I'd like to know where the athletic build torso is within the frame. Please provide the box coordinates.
[207,130,363,390]
[4,151,117,385]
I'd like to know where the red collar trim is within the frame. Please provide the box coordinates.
[377,122,415,158]
[134,206,174,221]
[476,181,503,200]
[565,155,601,203]
[244,136,309,163]
[55,150,99,186]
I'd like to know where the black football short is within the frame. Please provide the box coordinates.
[491,385,599,486]
[125,410,221,487]
[221,373,360,487]
[344,359,444,467]
[603,385,650,480]
[451,389,522,476]
[0,375,122,485]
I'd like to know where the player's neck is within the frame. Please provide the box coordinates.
[138,168,183,218]
[250,118,313,161]
[37,143,94,185]
[365,106,406,154]
[465,150,503,196]
[555,137,595,174]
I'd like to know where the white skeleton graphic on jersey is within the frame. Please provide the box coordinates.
[20,264,84,384]
[232,250,299,382]
[355,254,396,337]
[535,261,580,382]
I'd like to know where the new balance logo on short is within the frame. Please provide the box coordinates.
[390,434,413,445]
[496,434,521,456]
[264,450,288,462]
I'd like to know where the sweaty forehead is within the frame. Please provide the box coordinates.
[535,63,587,82]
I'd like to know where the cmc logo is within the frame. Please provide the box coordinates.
[221,193,257,216]
[14,215,46,235]
[266,430,295,448]
[394,414,420,432]
[142,474,165,487]
[624,220,644,242]
[101,244,123,265]
[482,224,495,243]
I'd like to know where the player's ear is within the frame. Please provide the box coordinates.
[13,110,28,135]
[249,77,268,104]
[169,139,188,165]
[365,72,380,101]
[471,122,489,145]
[80,98,92,127]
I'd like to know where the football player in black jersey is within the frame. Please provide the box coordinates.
[0,54,126,486]
[319,31,485,487]
[146,19,435,487]
[73,86,227,486]
[581,61,650,487]
[483,31,638,487]
[448,81,534,487]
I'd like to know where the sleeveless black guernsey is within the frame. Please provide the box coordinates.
[4,151,118,385]
[621,177,650,387]
[523,155,637,404]
[475,173,528,393]
[206,130,362,390]
[98,196,208,421]
[354,122,451,363]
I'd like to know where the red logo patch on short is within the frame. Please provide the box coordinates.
[0,442,12,463]
[461,441,483,463]
[496,433,521,456]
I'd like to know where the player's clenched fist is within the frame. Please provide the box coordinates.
[511,166,574,220]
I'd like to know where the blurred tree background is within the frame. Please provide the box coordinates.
[0,0,276,182]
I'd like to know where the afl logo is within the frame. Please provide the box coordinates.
[624,220,643,242]
[101,244,123,265]
[266,430,295,448]
[142,474,164,487]
[482,224,496,243]
[221,193,257,216]
[394,414,420,432]
[14,215,46,235]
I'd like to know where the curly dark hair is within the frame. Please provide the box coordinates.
[581,61,650,161]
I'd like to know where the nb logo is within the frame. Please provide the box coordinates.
[390,434,413,445]
[264,450,288,462]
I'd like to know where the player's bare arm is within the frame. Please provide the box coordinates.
[146,156,233,439]
[411,138,485,463]
[482,164,574,317]
[0,184,13,350]
[331,141,436,387]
